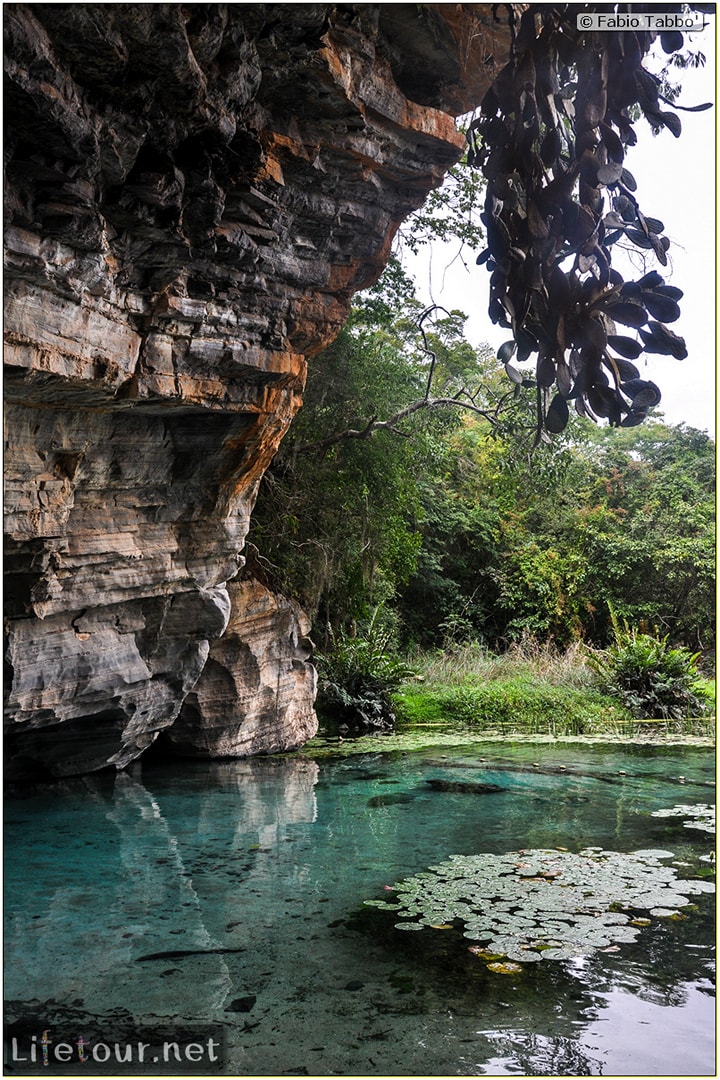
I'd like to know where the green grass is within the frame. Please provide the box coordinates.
[392,640,716,739]
[412,639,597,690]
[393,677,629,737]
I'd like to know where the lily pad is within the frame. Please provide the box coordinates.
[651,803,716,835]
[365,846,714,965]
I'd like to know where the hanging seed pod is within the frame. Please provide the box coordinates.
[604,301,648,329]
[545,393,570,433]
[537,351,557,388]
[607,335,643,360]
[469,3,695,436]
[608,356,642,382]
[556,357,574,398]
[642,293,682,323]
[639,323,688,360]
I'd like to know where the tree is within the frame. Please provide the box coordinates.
[562,420,716,648]
[397,414,715,653]
[246,291,496,639]
[249,9,715,660]
[250,256,714,658]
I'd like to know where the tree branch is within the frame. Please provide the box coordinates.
[291,306,524,457]
[293,395,517,456]
[417,304,450,400]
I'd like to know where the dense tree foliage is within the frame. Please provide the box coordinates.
[249,9,715,668]
[247,291,476,641]
[250,277,714,658]
[399,411,715,653]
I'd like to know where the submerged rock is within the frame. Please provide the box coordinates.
[225,995,257,1013]
[425,779,505,794]
[367,792,415,808]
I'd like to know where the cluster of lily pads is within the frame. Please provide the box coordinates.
[651,803,716,835]
[365,847,714,968]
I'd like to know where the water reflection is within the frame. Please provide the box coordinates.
[4,744,715,1075]
[474,1030,602,1076]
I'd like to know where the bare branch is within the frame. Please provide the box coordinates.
[290,306,524,456]
[293,395,512,455]
[417,304,450,400]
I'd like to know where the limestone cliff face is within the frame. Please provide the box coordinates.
[4,4,509,778]
[169,574,317,759]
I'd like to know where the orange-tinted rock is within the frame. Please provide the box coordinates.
[4,4,509,777]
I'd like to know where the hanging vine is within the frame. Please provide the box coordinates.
[468,3,712,439]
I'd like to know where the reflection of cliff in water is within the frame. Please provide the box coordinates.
[4,746,714,1075]
[5,758,320,1019]
[185,757,319,838]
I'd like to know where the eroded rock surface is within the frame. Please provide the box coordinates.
[169,576,317,758]
[4,4,509,777]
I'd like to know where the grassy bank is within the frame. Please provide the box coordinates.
[391,641,716,740]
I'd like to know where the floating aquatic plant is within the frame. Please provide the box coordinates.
[365,847,714,966]
[651,803,716,835]
[485,960,523,975]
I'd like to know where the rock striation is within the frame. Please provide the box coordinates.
[4,4,510,778]
[168,573,317,759]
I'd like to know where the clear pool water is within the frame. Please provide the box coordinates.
[4,741,716,1075]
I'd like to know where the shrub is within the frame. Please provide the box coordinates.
[588,615,711,720]
[315,607,415,735]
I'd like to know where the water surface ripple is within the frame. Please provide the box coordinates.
[4,742,715,1075]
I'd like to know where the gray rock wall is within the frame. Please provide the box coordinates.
[4,4,509,778]
[169,577,317,758]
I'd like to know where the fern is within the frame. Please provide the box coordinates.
[315,606,415,735]
[589,609,710,720]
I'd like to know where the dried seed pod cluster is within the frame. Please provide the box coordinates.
[468,4,712,438]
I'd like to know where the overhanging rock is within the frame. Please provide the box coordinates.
[4,4,511,778]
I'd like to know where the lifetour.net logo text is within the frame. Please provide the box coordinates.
[5,1026,225,1074]
[577,11,708,31]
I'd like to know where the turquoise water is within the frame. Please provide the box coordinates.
[4,741,715,1075]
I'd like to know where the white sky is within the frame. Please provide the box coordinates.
[403,20,717,436]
